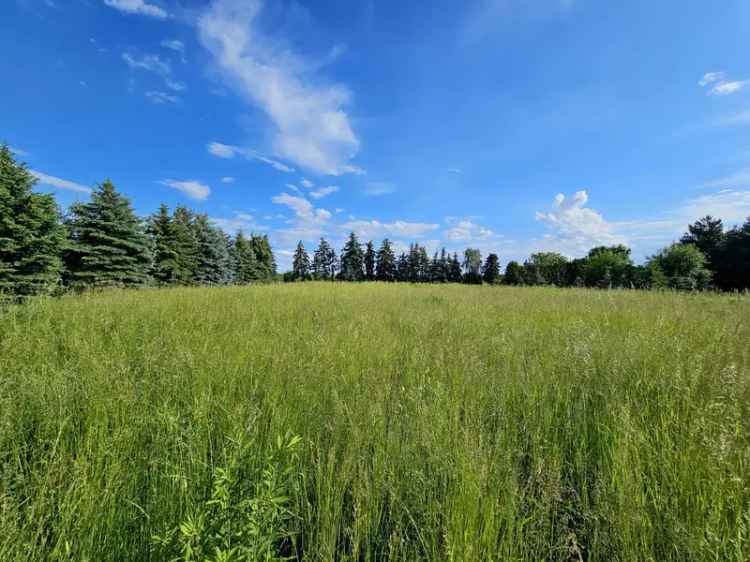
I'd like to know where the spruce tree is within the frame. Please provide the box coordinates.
[0,145,66,296]
[146,203,180,285]
[448,253,463,283]
[312,238,337,281]
[193,214,232,285]
[170,206,200,284]
[339,231,364,281]
[64,180,151,288]
[292,241,310,280]
[364,240,376,281]
[396,252,409,282]
[504,260,524,285]
[375,238,396,281]
[482,253,500,284]
[232,231,258,284]
[251,234,276,281]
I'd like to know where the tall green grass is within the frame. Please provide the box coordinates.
[1,283,748,561]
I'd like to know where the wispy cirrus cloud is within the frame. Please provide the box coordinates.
[159,179,211,200]
[207,142,295,173]
[197,0,364,176]
[30,170,91,194]
[309,186,339,199]
[103,0,167,19]
[122,53,185,93]
[145,90,179,104]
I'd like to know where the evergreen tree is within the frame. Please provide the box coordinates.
[170,206,200,284]
[364,240,376,281]
[64,180,151,288]
[417,245,430,282]
[680,216,724,271]
[375,238,397,281]
[292,241,310,280]
[312,238,337,281]
[0,145,66,296]
[251,234,276,280]
[146,204,180,285]
[193,214,232,285]
[232,231,258,284]
[396,252,409,282]
[448,253,463,283]
[482,253,501,284]
[504,261,524,285]
[339,231,364,281]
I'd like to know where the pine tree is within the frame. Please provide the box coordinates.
[339,231,364,281]
[251,234,276,281]
[64,180,151,288]
[375,238,396,281]
[396,252,409,282]
[0,145,66,296]
[364,240,376,281]
[292,241,310,280]
[146,204,180,285]
[193,214,232,285]
[482,253,500,284]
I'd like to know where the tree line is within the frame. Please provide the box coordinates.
[0,146,275,297]
[287,221,750,291]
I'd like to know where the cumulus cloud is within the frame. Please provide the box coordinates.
[271,192,315,218]
[103,0,167,19]
[207,142,295,173]
[210,211,260,233]
[159,179,211,200]
[30,170,91,193]
[197,0,363,176]
[444,219,495,242]
[535,190,628,254]
[309,186,339,199]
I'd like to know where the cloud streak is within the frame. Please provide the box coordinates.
[103,0,167,19]
[30,170,92,194]
[159,179,211,200]
[207,142,295,173]
[197,0,363,176]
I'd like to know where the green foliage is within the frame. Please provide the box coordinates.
[291,241,310,281]
[503,260,525,285]
[153,432,302,562]
[0,145,66,296]
[647,243,712,290]
[364,240,376,281]
[339,231,364,281]
[524,252,568,286]
[716,217,750,291]
[583,245,634,288]
[63,180,151,288]
[375,238,397,281]
[482,253,500,284]
[312,238,337,280]
[193,214,233,285]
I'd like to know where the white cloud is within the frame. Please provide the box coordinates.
[159,179,211,200]
[309,185,339,199]
[676,189,750,227]
[364,181,396,196]
[535,190,628,255]
[30,170,91,194]
[103,0,167,19]
[220,176,235,183]
[271,192,314,218]
[699,72,725,86]
[339,219,439,240]
[9,146,29,157]
[444,219,495,242]
[160,39,184,53]
[703,168,750,189]
[211,211,261,233]
[300,178,314,188]
[122,53,185,92]
[710,80,749,96]
[197,0,363,176]
[145,90,179,104]
[206,142,295,173]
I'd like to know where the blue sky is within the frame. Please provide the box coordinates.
[3,0,750,270]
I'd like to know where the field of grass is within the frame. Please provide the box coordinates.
[1,283,749,561]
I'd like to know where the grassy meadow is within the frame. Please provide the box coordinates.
[1,283,749,561]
